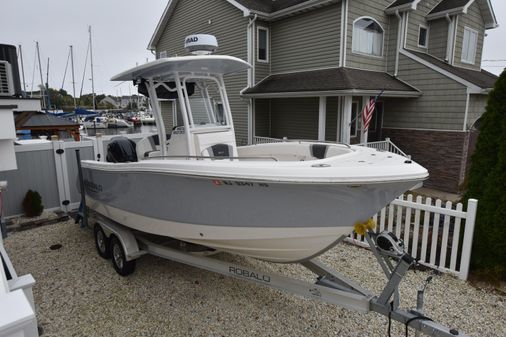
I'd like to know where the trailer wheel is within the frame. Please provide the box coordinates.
[110,235,136,276]
[94,224,110,259]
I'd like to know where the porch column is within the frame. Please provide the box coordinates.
[318,96,326,141]
[340,96,352,143]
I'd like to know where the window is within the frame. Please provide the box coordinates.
[352,17,384,57]
[418,25,428,48]
[257,27,269,62]
[461,27,478,64]
[159,51,168,59]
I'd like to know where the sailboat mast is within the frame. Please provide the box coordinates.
[88,25,96,111]
[18,45,27,95]
[70,45,77,109]
[46,57,51,111]
[35,42,46,109]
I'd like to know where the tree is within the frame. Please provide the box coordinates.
[464,70,506,280]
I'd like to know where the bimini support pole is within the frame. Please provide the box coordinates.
[146,78,167,157]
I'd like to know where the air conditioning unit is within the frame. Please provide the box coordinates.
[0,61,14,96]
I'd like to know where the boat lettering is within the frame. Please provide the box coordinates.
[229,266,271,283]
[84,179,102,193]
[186,36,199,44]
[213,180,269,188]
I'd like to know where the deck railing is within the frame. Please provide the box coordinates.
[253,136,408,157]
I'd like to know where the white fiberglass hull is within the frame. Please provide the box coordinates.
[82,145,427,262]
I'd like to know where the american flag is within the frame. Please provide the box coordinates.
[361,97,376,132]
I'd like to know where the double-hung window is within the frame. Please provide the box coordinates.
[461,27,478,64]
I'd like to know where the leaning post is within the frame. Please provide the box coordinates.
[459,199,478,280]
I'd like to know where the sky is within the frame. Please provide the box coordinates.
[0,0,505,97]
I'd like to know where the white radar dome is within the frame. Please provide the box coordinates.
[184,34,218,55]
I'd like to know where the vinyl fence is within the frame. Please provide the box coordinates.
[0,133,153,217]
[346,194,478,280]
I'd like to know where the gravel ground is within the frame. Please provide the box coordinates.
[4,220,505,337]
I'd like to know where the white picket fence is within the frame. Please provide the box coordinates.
[346,195,478,280]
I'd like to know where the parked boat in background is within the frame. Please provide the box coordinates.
[140,112,155,124]
[108,117,133,128]
[82,116,108,129]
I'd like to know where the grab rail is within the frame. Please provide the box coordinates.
[145,155,279,162]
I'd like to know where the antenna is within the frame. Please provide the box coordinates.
[89,25,96,111]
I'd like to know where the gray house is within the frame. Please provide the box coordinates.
[148,0,498,192]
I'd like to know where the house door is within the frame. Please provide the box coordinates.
[367,101,383,142]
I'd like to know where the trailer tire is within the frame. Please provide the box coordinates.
[94,224,110,259]
[110,235,136,276]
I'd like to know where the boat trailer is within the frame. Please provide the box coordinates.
[73,148,467,337]
[85,211,467,337]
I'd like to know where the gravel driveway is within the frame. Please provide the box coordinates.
[4,220,505,337]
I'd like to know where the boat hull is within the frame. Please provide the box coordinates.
[82,168,419,262]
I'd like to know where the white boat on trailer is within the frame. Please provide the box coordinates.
[76,35,469,337]
[80,36,428,263]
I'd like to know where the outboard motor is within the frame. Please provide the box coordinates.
[106,137,138,163]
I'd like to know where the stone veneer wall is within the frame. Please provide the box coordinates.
[382,128,471,193]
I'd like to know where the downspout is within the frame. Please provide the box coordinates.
[247,14,258,87]
[445,14,454,63]
[394,10,402,77]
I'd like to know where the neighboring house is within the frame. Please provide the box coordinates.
[148,0,498,192]
[99,95,147,109]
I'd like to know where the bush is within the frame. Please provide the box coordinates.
[22,190,44,217]
[463,70,506,280]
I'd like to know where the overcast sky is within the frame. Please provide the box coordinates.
[1,0,505,97]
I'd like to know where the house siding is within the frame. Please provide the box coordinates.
[160,101,174,130]
[467,94,488,129]
[405,0,441,52]
[155,0,250,144]
[346,0,390,72]
[270,98,319,140]
[453,2,485,70]
[386,16,399,74]
[428,18,448,60]
[383,54,467,130]
[270,4,341,74]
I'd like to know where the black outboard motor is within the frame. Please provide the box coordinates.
[106,137,138,163]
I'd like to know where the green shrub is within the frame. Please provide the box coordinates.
[463,70,506,280]
[22,190,44,217]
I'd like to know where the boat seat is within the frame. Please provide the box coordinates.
[202,144,233,158]
[310,144,329,159]
[136,134,171,159]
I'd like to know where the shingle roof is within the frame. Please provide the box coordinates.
[242,68,419,96]
[408,50,498,89]
[15,111,79,128]
[429,0,471,14]
[387,0,416,9]
[234,0,315,13]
